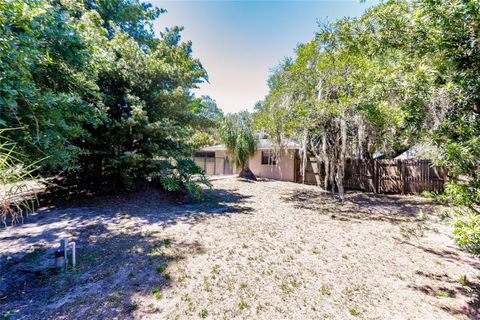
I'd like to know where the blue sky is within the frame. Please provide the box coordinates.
[151,1,378,113]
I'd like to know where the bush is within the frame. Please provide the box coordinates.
[452,209,480,255]
[152,158,211,202]
[0,130,40,225]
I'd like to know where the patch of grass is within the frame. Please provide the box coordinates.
[349,308,360,317]
[212,264,220,275]
[256,303,264,314]
[400,223,426,239]
[435,290,453,298]
[320,284,331,296]
[459,274,469,286]
[156,263,167,274]
[199,308,208,318]
[238,300,250,310]
[418,209,428,221]
[164,238,172,248]
[203,276,211,292]
[128,303,139,312]
[152,287,162,300]
[164,273,171,280]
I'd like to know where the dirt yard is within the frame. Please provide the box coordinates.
[1,177,479,319]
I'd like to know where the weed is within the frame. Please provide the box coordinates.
[435,290,453,298]
[396,274,406,281]
[312,247,320,254]
[239,283,247,289]
[164,239,172,248]
[242,243,248,249]
[349,308,360,316]
[239,300,250,310]
[459,274,469,286]
[156,263,167,273]
[320,284,331,295]
[199,308,208,318]
[256,303,264,314]
[152,287,162,300]
[212,264,221,275]
[164,273,171,280]
[400,223,426,239]
[342,254,348,260]
[418,210,428,221]
[128,271,135,279]
[129,303,139,312]
[204,276,212,292]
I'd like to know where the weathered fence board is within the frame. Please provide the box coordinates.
[298,158,447,194]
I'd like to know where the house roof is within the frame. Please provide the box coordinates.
[198,138,301,152]
[395,145,437,160]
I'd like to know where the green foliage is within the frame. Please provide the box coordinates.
[256,0,480,252]
[0,129,40,225]
[0,0,216,199]
[452,209,480,255]
[189,96,224,149]
[220,112,257,171]
[154,158,211,202]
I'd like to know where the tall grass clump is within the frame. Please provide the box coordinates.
[0,129,40,225]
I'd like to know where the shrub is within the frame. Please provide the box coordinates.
[151,158,211,201]
[0,130,40,225]
[452,209,480,255]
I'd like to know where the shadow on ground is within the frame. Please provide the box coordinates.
[405,269,480,318]
[0,187,253,319]
[281,189,437,224]
[0,187,253,248]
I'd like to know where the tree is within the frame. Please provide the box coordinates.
[220,112,258,180]
[190,96,224,149]
[256,0,480,251]
[0,0,216,200]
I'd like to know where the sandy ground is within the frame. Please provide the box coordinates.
[1,177,479,319]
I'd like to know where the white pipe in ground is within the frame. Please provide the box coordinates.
[71,242,76,268]
[61,238,68,269]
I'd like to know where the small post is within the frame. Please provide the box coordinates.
[71,242,76,268]
[61,238,68,269]
[373,160,379,194]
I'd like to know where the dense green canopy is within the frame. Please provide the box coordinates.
[255,0,480,250]
[0,0,216,193]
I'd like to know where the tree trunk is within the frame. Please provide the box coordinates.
[322,125,329,191]
[336,118,347,202]
[301,128,308,184]
[239,166,257,181]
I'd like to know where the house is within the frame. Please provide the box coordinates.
[193,139,301,182]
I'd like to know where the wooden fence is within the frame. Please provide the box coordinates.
[297,158,447,194]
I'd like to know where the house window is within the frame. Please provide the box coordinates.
[261,151,277,165]
[193,151,215,158]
